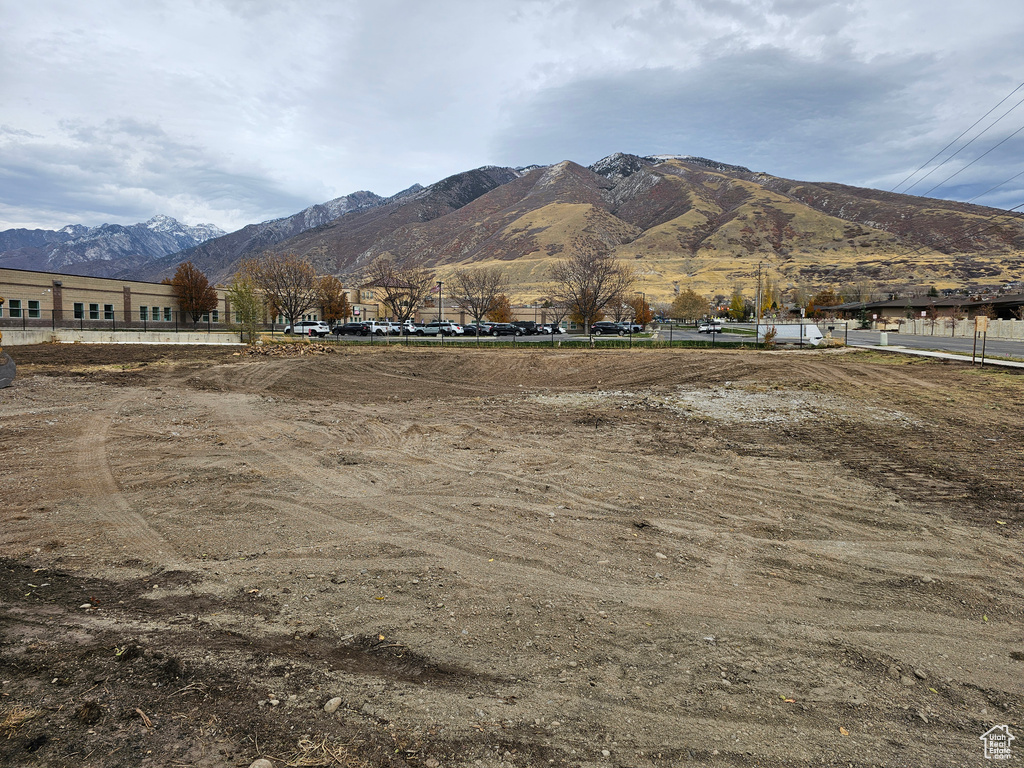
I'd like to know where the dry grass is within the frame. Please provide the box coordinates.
[2,704,41,735]
[278,737,370,767]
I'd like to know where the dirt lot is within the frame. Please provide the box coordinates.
[1,342,1022,767]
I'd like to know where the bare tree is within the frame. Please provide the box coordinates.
[976,304,996,319]
[948,304,966,337]
[169,261,218,324]
[543,297,570,329]
[609,296,630,322]
[448,267,508,328]
[239,253,320,328]
[364,257,435,324]
[926,303,939,335]
[550,246,635,332]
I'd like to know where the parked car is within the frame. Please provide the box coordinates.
[487,323,519,336]
[511,321,539,335]
[591,321,626,336]
[285,320,331,337]
[334,321,369,335]
[413,323,441,336]
[362,321,396,336]
[463,321,490,335]
[697,320,724,333]
[382,322,402,335]
[422,321,463,336]
[623,322,644,333]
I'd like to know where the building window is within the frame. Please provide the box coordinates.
[74,302,84,319]
[163,307,172,321]
[211,310,219,322]
[103,304,114,320]
[89,303,99,320]
[140,307,148,321]
[152,306,160,321]
[28,300,40,318]
[8,299,22,318]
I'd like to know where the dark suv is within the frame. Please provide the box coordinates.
[591,321,626,336]
[488,323,520,336]
[334,322,369,335]
[511,321,538,335]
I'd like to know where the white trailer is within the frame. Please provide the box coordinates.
[756,323,824,346]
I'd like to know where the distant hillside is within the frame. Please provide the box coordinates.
[134,190,391,283]
[238,153,1024,303]
[10,153,1024,302]
[0,216,224,276]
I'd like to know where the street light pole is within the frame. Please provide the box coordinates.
[437,281,443,322]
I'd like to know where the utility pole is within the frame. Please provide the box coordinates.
[437,281,443,322]
[755,261,762,327]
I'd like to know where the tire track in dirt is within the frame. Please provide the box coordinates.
[74,392,177,564]
[206,392,657,590]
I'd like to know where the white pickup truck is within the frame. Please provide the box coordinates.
[363,321,399,336]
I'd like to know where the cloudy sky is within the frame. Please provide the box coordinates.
[3,0,1024,233]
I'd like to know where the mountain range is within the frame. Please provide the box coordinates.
[4,153,1023,303]
[0,215,225,277]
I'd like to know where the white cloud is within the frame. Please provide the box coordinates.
[2,0,1024,230]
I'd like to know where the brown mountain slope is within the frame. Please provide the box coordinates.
[177,154,1024,303]
[262,166,521,276]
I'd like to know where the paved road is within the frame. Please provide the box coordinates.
[846,329,1024,361]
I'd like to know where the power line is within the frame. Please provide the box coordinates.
[886,200,1024,263]
[891,80,1024,194]
[920,121,1024,197]
[967,169,1024,204]
[902,90,1024,195]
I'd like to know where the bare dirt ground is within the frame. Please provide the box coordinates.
[1,342,1022,768]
